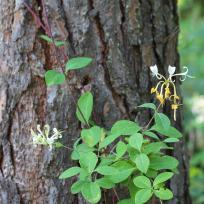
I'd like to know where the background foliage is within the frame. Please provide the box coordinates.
[179,0,204,203]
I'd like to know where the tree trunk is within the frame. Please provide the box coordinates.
[0,0,191,204]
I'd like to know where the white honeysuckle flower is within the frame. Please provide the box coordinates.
[52,128,63,139]
[150,65,159,76]
[169,66,194,81]
[31,124,63,150]
[168,65,176,76]
[150,65,165,80]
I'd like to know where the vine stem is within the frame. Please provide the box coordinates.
[113,188,120,201]
[25,0,90,128]
[144,102,162,130]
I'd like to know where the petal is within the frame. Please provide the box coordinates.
[168,65,176,76]
[150,65,158,76]
[44,124,50,138]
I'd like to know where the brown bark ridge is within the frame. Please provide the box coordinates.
[0,0,191,204]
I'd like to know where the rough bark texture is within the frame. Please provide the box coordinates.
[0,0,191,204]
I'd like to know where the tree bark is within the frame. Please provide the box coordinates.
[0,0,191,204]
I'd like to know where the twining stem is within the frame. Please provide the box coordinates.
[25,0,90,128]
[113,188,120,201]
[144,102,162,130]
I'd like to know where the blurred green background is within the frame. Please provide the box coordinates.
[179,0,204,203]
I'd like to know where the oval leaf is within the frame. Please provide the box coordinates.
[59,167,81,179]
[143,131,159,140]
[150,156,179,170]
[81,126,101,147]
[39,34,65,47]
[155,113,171,130]
[133,176,151,189]
[135,189,153,204]
[138,103,156,110]
[79,152,98,173]
[81,182,101,204]
[135,153,150,174]
[71,180,84,194]
[76,92,93,124]
[163,138,179,143]
[116,141,127,160]
[153,172,174,187]
[111,120,140,136]
[95,166,118,175]
[129,133,143,151]
[66,57,93,71]
[95,178,115,189]
[154,188,173,200]
[99,134,120,149]
[45,70,65,86]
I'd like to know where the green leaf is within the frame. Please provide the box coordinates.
[155,113,171,130]
[54,142,64,148]
[163,138,179,143]
[151,125,182,138]
[143,131,159,140]
[133,176,151,189]
[81,126,101,147]
[115,141,127,160]
[118,199,134,204]
[98,155,115,167]
[81,182,101,204]
[153,172,174,187]
[135,153,150,174]
[99,133,120,149]
[39,34,65,47]
[59,167,81,179]
[143,142,168,155]
[79,168,89,180]
[71,180,84,194]
[95,166,118,175]
[76,92,93,124]
[71,143,94,160]
[95,178,115,189]
[111,120,140,136]
[107,161,135,183]
[66,57,93,71]
[129,133,143,151]
[150,156,179,170]
[79,152,98,173]
[146,169,158,178]
[138,103,156,110]
[135,189,153,204]
[45,70,65,86]
[154,188,173,200]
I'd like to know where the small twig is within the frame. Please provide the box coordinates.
[159,199,163,204]
[144,103,162,130]
[103,190,107,204]
[23,2,47,31]
[113,188,120,201]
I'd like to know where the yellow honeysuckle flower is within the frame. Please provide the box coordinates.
[165,87,171,99]
[171,104,179,121]
[156,94,164,104]
[151,87,157,93]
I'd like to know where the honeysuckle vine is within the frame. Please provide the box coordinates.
[26,2,193,204]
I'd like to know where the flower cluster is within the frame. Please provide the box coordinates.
[31,124,63,150]
[150,65,192,120]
